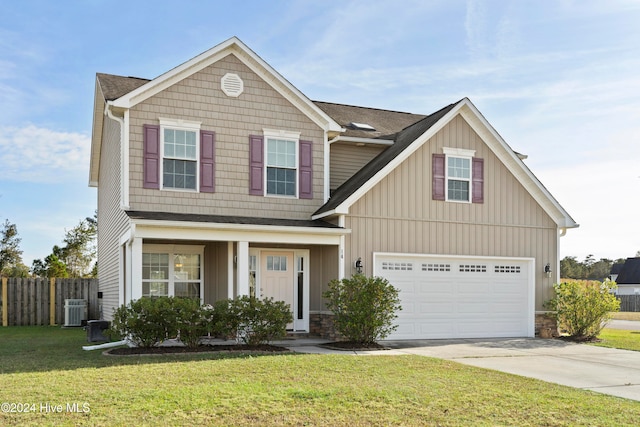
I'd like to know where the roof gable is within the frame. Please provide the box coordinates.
[313,98,578,230]
[616,258,640,284]
[108,37,341,133]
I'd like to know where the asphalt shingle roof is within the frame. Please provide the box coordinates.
[313,101,460,216]
[97,73,149,100]
[126,210,342,229]
[616,258,640,284]
[313,101,426,139]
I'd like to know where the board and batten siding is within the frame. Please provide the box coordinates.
[127,54,325,220]
[97,114,130,320]
[343,114,558,310]
[329,142,386,190]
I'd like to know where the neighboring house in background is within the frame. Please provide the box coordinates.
[89,37,578,340]
[610,262,624,283]
[613,258,640,295]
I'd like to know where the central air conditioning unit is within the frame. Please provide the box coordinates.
[64,299,87,327]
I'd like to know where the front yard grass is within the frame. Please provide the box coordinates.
[592,328,640,352]
[1,327,640,426]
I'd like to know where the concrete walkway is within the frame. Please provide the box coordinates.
[278,337,640,402]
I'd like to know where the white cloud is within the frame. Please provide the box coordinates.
[0,125,90,182]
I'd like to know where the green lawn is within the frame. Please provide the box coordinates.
[1,327,640,426]
[593,328,640,352]
[611,312,640,321]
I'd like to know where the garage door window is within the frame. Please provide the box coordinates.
[459,264,487,273]
[495,265,521,273]
[382,262,413,271]
[422,263,451,272]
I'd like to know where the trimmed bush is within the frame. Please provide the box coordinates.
[173,297,208,348]
[231,296,293,346]
[109,297,178,347]
[110,295,292,348]
[323,274,402,345]
[544,280,620,339]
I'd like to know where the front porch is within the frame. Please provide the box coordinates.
[119,211,347,333]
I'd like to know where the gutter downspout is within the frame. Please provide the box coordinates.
[104,101,129,208]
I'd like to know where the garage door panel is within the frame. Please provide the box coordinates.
[419,302,454,313]
[377,254,533,339]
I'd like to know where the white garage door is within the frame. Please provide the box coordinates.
[374,254,534,340]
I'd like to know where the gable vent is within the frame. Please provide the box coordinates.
[221,73,244,97]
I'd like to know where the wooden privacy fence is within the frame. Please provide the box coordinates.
[1,277,99,326]
[617,295,640,312]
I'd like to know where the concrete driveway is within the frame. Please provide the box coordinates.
[284,335,640,401]
[382,338,640,401]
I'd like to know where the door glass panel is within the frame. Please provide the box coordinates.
[266,255,287,271]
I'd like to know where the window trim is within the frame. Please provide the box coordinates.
[159,118,202,192]
[263,128,300,198]
[142,244,205,300]
[443,147,475,203]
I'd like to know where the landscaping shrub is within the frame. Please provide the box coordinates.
[109,297,178,347]
[230,296,292,346]
[110,295,292,347]
[202,299,242,340]
[172,297,208,348]
[323,274,402,345]
[544,280,620,339]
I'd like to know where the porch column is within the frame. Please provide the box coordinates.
[237,241,249,296]
[338,215,346,280]
[227,242,234,298]
[130,237,143,302]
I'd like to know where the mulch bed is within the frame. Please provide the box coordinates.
[106,344,289,356]
[320,341,390,351]
[556,335,602,343]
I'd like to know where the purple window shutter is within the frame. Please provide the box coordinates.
[200,130,216,193]
[472,157,484,203]
[249,135,264,195]
[432,154,445,201]
[143,124,160,189]
[299,140,313,199]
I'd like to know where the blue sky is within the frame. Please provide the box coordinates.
[1,0,639,266]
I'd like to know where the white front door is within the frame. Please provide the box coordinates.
[260,251,295,330]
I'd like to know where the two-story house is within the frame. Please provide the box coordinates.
[89,37,577,339]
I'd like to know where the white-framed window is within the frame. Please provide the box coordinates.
[142,245,204,299]
[443,147,475,203]
[160,118,201,191]
[264,129,300,197]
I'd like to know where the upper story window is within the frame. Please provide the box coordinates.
[444,147,475,203]
[143,119,216,193]
[266,138,297,196]
[432,147,483,204]
[160,118,201,191]
[447,155,471,202]
[248,129,313,199]
[163,128,197,190]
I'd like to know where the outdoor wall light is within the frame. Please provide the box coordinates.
[354,257,363,274]
[544,263,552,277]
